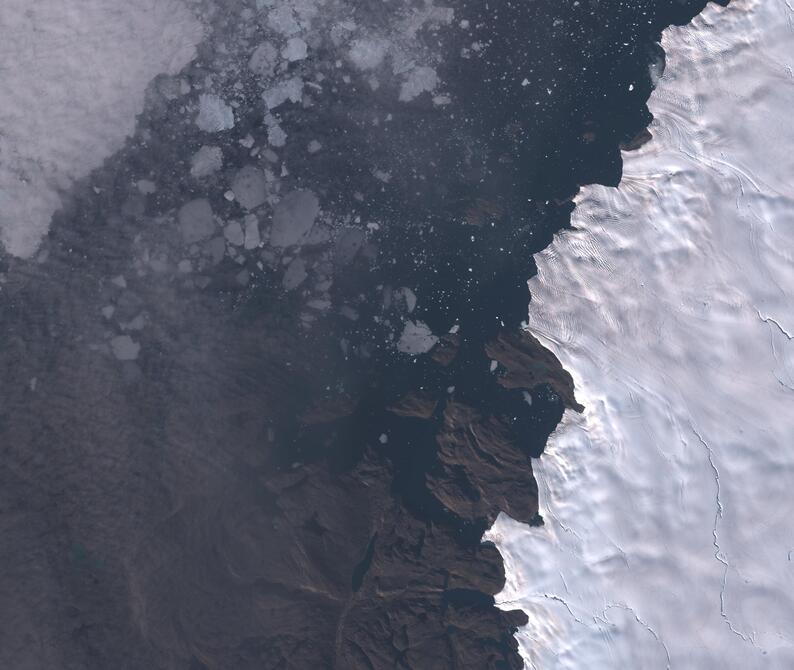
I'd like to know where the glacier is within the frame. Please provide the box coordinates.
[486,0,794,667]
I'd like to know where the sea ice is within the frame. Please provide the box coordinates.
[283,257,308,290]
[249,42,278,78]
[271,190,320,248]
[110,335,141,361]
[224,222,245,247]
[0,0,202,257]
[263,77,304,110]
[190,146,224,178]
[282,37,308,62]
[399,66,439,101]
[196,94,235,133]
[243,215,262,250]
[178,199,216,244]
[348,37,389,70]
[231,166,267,210]
[397,321,438,354]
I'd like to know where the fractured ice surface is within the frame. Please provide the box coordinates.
[486,0,794,667]
[0,0,202,258]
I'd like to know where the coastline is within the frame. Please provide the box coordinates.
[487,0,794,666]
[0,0,747,667]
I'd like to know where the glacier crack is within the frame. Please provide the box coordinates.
[690,423,756,646]
[598,602,671,669]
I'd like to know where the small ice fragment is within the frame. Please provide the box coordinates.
[101,305,115,319]
[398,287,417,312]
[307,140,322,153]
[178,259,193,273]
[110,335,140,361]
[267,5,300,35]
[235,269,250,286]
[249,42,278,77]
[334,227,365,266]
[111,275,127,289]
[399,66,438,102]
[231,166,267,210]
[262,77,304,110]
[136,179,157,194]
[266,117,287,147]
[379,433,389,444]
[348,38,389,70]
[282,37,308,62]
[243,215,261,249]
[271,190,320,247]
[224,221,245,246]
[121,313,145,331]
[397,320,438,354]
[190,146,223,178]
[204,237,226,265]
[178,199,216,244]
[307,298,331,310]
[196,94,235,132]
[340,305,359,321]
[490,359,498,372]
[282,257,307,290]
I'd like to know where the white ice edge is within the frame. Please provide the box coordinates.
[485,0,794,667]
[0,0,203,258]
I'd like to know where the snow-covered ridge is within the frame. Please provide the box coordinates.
[486,0,794,667]
[0,0,203,258]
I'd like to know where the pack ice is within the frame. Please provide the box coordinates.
[0,0,202,257]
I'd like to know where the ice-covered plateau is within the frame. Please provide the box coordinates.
[486,0,794,667]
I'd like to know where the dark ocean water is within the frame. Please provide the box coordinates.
[0,1,723,667]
